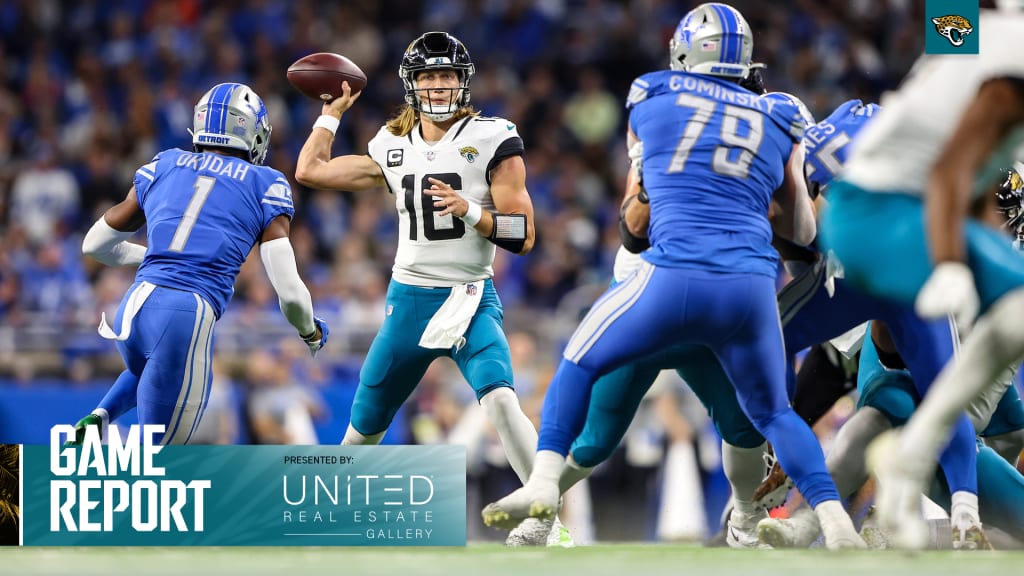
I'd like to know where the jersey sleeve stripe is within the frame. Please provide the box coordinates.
[136,170,155,181]
[261,199,293,208]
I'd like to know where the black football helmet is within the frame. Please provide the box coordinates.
[399,31,475,122]
[996,169,1023,223]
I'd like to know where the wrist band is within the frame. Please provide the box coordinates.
[460,200,483,227]
[313,115,340,136]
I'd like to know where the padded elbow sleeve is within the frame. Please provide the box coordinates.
[488,213,527,253]
[619,214,650,254]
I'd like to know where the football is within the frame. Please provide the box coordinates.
[286,53,367,102]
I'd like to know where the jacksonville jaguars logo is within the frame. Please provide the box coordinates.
[459,146,479,163]
[931,15,973,47]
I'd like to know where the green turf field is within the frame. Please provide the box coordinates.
[3,544,1024,576]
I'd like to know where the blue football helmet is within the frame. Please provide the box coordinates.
[670,3,754,79]
[399,31,475,122]
[191,83,272,165]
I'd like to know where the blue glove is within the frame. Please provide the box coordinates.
[301,316,330,357]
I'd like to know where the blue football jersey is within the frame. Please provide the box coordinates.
[627,70,806,277]
[804,99,880,188]
[132,148,295,317]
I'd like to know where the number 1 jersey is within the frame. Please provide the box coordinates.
[133,148,295,317]
[367,116,525,287]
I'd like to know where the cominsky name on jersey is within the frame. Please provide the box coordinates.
[628,72,777,114]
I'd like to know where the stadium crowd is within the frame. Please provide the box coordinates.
[0,0,935,540]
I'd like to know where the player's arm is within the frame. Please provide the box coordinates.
[620,129,650,253]
[294,81,385,192]
[770,142,817,247]
[259,215,328,355]
[81,186,147,266]
[427,154,536,255]
[927,78,1024,264]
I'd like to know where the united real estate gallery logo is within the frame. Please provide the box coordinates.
[20,427,465,546]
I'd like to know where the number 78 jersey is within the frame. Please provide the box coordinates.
[368,116,525,287]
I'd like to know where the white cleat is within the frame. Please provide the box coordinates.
[756,512,820,548]
[482,481,560,530]
[726,509,772,549]
[858,506,893,550]
[504,517,575,548]
[547,518,576,548]
[815,500,868,550]
[866,431,929,551]
[951,512,994,551]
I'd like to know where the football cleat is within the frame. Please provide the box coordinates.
[866,431,929,550]
[726,509,771,549]
[482,481,560,530]
[547,518,576,548]
[951,513,994,551]
[752,449,793,510]
[756,510,820,548]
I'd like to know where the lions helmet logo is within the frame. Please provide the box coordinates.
[459,146,479,163]
[931,15,973,47]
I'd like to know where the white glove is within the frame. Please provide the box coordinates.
[915,262,979,331]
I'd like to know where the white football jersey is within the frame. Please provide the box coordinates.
[368,116,525,287]
[843,10,1024,197]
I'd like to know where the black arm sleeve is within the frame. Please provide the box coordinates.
[619,198,650,253]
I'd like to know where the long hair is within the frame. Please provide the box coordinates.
[385,104,480,137]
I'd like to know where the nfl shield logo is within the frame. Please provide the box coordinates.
[426,151,436,162]
[466,284,477,296]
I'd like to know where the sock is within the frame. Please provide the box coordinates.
[480,387,538,484]
[813,499,852,532]
[537,359,597,456]
[950,490,980,524]
[722,441,768,518]
[340,423,385,445]
[826,406,891,498]
[91,408,110,433]
[97,370,140,422]
[559,454,594,494]
[532,450,566,486]
[901,291,1024,483]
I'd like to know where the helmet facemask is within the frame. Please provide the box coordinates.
[399,32,475,123]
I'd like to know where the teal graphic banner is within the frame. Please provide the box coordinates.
[21,429,465,546]
[924,0,979,54]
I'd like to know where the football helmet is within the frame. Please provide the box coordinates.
[191,83,272,165]
[399,31,475,122]
[670,3,754,79]
[996,169,1024,223]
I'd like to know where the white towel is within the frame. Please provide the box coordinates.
[418,280,485,351]
[829,322,868,360]
[98,281,156,341]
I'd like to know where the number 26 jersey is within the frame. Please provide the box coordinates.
[368,116,525,287]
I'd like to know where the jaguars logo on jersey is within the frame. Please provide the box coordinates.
[459,146,479,163]
[931,15,973,47]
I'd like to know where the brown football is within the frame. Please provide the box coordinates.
[286,53,367,102]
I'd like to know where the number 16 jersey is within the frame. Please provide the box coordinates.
[368,116,525,287]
